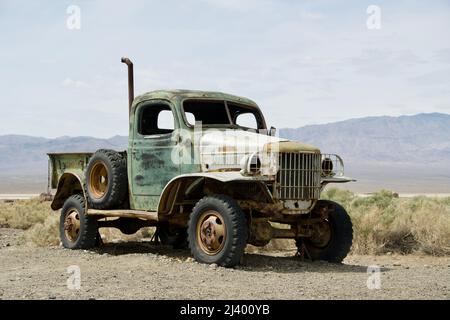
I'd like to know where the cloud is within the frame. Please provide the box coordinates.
[348,49,426,77]
[200,0,270,11]
[410,69,450,85]
[61,78,88,88]
[433,48,450,64]
[1,1,450,138]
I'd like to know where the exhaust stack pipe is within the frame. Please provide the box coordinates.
[121,57,134,115]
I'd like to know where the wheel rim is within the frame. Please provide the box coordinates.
[309,220,332,248]
[89,161,108,199]
[64,209,81,242]
[196,210,226,255]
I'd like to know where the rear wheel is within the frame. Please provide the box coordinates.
[188,195,248,267]
[60,194,98,249]
[85,149,128,209]
[296,200,353,263]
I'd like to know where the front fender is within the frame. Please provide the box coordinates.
[50,172,86,210]
[157,172,271,215]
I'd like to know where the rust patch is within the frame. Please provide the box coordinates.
[140,153,165,170]
[135,175,145,186]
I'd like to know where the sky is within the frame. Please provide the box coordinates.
[0,0,449,138]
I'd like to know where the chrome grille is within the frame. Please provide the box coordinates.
[276,152,321,200]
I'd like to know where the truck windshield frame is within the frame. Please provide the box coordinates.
[181,98,267,130]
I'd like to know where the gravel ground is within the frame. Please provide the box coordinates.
[0,228,449,300]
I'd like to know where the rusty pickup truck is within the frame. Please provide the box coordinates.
[48,57,354,267]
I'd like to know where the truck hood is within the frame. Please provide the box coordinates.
[199,129,320,172]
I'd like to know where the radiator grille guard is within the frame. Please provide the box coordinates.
[275,152,322,200]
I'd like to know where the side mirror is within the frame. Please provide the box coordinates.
[269,126,276,137]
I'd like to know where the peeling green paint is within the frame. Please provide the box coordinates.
[48,152,92,189]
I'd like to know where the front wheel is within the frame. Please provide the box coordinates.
[188,195,248,267]
[296,200,353,263]
[60,194,98,249]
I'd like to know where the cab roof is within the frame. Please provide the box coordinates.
[132,89,259,108]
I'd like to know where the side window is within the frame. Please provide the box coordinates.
[235,112,258,129]
[138,103,175,136]
[185,112,196,125]
[227,102,265,130]
[157,110,175,131]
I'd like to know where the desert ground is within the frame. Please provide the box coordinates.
[1,188,449,300]
[1,227,449,300]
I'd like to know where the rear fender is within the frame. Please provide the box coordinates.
[50,172,86,210]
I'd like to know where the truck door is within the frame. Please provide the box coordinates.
[129,100,180,211]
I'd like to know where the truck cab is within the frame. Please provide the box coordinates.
[128,90,268,210]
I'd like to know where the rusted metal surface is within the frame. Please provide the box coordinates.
[320,154,344,177]
[196,210,226,255]
[50,172,85,210]
[308,221,332,248]
[89,161,109,199]
[47,153,92,189]
[275,152,322,201]
[263,140,320,153]
[121,57,134,115]
[64,209,81,242]
[86,209,158,221]
[239,199,316,215]
[47,153,93,210]
[248,219,273,246]
[157,174,272,216]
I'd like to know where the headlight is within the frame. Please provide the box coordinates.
[321,157,334,176]
[248,153,261,173]
[240,153,261,175]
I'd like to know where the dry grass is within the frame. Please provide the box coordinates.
[0,198,54,229]
[0,199,154,246]
[1,190,450,255]
[0,198,60,246]
[25,214,60,246]
[322,188,450,255]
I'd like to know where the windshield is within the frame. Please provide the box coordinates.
[183,99,266,130]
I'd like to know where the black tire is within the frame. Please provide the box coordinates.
[296,200,353,263]
[188,195,248,267]
[85,149,128,209]
[157,224,188,249]
[60,194,98,249]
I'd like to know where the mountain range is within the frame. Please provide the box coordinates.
[1,113,449,193]
[280,112,450,165]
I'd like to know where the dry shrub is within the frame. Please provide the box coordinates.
[2,191,450,255]
[322,188,450,255]
[404,198,450,255]
[0,198,59,246]
[25,214,60,247]
[0,198,53,229]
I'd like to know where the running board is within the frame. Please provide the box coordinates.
[87,209,158,222]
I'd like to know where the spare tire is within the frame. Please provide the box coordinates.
[85,149,128,209]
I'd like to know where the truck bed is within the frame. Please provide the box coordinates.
[47,152,93,189]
